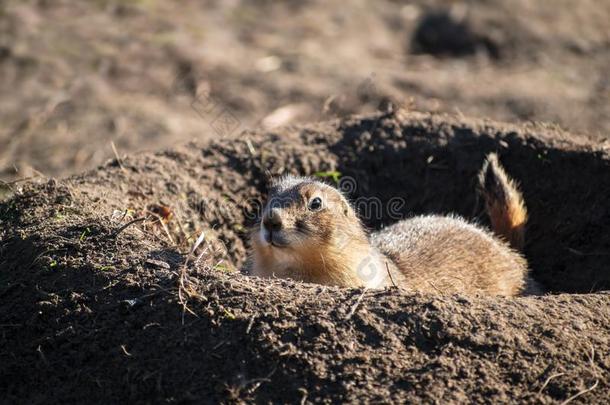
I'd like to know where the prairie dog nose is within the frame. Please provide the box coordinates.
[262,208,283,231]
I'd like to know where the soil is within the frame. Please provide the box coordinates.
[1,111,609,403]
[2,0,610,182]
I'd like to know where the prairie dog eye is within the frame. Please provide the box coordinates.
[308,196,323,211]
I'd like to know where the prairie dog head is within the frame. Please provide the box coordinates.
[249,175,372,286]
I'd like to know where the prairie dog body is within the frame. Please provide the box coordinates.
[249,154,540,296]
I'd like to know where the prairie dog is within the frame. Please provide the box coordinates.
[248,154,540,296]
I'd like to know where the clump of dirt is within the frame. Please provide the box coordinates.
[1,112,609,403]
[411,10,502,58]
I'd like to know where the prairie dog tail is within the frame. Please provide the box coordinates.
[478,153,527,251]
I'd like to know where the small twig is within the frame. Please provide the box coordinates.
[560,380,599,405]
[112,217,147,238]
[385,262,397,288]
[345,288,368,320]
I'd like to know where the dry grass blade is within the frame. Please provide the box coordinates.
[111,141,126,172]
[195,245,211,264]
[537,372,565,395]
[187,230,207,261]
[560,380,599,405]
[177,230,207,323]
[345,288,368,320]
[146,210,175,245]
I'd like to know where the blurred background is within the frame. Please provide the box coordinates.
[1,0,609,181]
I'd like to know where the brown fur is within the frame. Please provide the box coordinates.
[478,153,528,250]
[249,155,540,296]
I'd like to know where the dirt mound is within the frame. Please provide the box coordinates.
[2,0,610,182]
[1,112,609,403]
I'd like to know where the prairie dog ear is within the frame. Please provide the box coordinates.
[268,176,284,194]
[339,196,355,218]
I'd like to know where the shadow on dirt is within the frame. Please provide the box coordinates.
[330,114,610,293]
